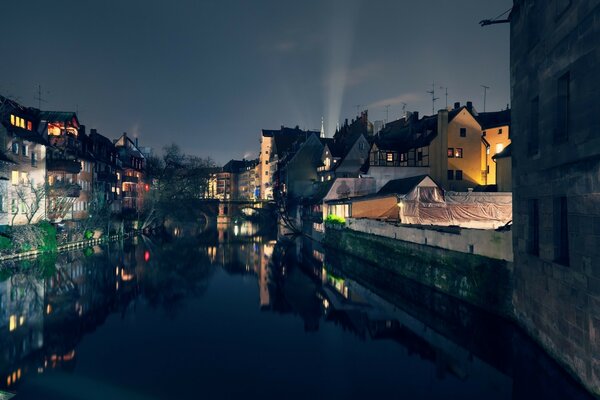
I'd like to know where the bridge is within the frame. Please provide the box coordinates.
[165,199,276,229]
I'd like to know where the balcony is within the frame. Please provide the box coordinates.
[47,159,82,174]
[97,171,117,182]
[48,182,81,198]
[122,175,139,183]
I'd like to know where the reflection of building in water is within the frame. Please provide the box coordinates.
[215,235,276,309]
[0,271,45,389]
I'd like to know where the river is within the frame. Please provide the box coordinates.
[0,223,593,399]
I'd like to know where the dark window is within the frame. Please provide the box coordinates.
[455,170,463,180]
[12,142,18,154]
[486,165,490,174]
[529,96,540,155]
[460,128,466,137]
[498,128,503,134]
[553,196,569,265]
[455,148,463,158]
[556,72,570,143]
[528,199,540,256]
[31,153,37,167]
[447,170,454,180]
[447,148,454,158]
[417,152,423,162]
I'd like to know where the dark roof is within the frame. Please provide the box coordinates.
[320,138,344,158]
[37,111,78,124]
[222,159,257,173]
[476,109,511,130]
[304,180,335,204]
[375,114,437,152]
[473,185,498,192]
[261,126,319,138]
[378,175,431,195]
[492,143,512,160]
[0,151,15,164]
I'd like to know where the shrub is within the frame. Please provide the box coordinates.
[37,221,57,252]
[0,236,12,251]
[84,229,94,240]
[325,214,346,225]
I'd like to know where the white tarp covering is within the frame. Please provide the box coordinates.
[399,190,512,229]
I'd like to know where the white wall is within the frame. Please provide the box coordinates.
[366,166,430,191]
[345,218,513,261]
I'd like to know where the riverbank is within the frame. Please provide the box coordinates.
[0,231,137,263]
[322,225,513,318]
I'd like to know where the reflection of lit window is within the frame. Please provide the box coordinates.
[9,315,16,331]
[496,144,504,154]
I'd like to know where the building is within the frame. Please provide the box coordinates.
[40,111,86,222]
[114,133,146,213]
[0,96,48,226]
[89,129,120,213]
[258,126,319,200]
[492,143,512,192]
[368,103,510,192]
[510,0,600,395]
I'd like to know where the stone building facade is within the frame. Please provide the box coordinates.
[511,0,600,395]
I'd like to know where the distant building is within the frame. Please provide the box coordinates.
[114,133,146,213]
[510,0,600,394]
[258,126,319,200]
[89,129,120,213]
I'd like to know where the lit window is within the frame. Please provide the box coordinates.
[496,144,504,154]
[447,148,454,158]
[11,171,18,185]
[27,121,32,131]
[386,153,393,162]
[10,115,15,125]
[20,172,27,183]
[9,315,16,332]
[19,118,25,129]
[455,148,463,158]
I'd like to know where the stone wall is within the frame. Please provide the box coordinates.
[346,218,513,261]
[511,0,600,395]
[323,227,513,317]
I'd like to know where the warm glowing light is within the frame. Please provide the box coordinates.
[17,369,21,379]
[19,316,25,326]
[495,143,504,154]
[7,376,10,386]
[144,250,150,262]
[46,304,52,315]
[120,270,134,281]
[63,350,75,361]
[9,315,16,331]
[116,266,120,276]
[144,183,150,192]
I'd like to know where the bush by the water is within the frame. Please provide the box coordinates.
[325,214,346,225]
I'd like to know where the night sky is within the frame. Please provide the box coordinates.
[1,0,511,164]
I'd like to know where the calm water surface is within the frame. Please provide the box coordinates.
[0,224,593,399]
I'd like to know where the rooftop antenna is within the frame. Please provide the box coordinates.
[426,83,439,115]
[481,85,490,112]
[34,84,48,109]
[384,104,390,124]
[401,102,407,118]
[440,86,448,108]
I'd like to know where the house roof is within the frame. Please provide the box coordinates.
[375,114,438,153]
[476,109,511,130]
[0,151,15,164]
[304,180,335,204]
[378,174,432,195]
[492,143,512,160]
[222,159,258,173]
[37,111,79,125]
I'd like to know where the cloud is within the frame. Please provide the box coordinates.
[368,92,422,109]
[272,40,297,53]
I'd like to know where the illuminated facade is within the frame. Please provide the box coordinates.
[0,95,48,226]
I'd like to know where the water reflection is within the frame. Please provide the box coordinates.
[0,223,593,399]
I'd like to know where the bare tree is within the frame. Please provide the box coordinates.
[12,180,45,225]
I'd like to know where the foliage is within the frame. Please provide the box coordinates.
[0,236,11,251]
[37,221,57,252]
[12,180,46,225]
[325,214,346,225]
[10,224,45,252]
[84,229,94,240]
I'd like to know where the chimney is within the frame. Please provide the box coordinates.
[466,101,473,111]
[79,124,86,135]
[454,102,461,110]
[412,112,419,121]
[90,128,97,135]
[345,118,348,126]
[135,138,139,147]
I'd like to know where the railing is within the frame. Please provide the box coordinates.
[122,175,139,183]
[48,182,82,198]
[47,159,82,174]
